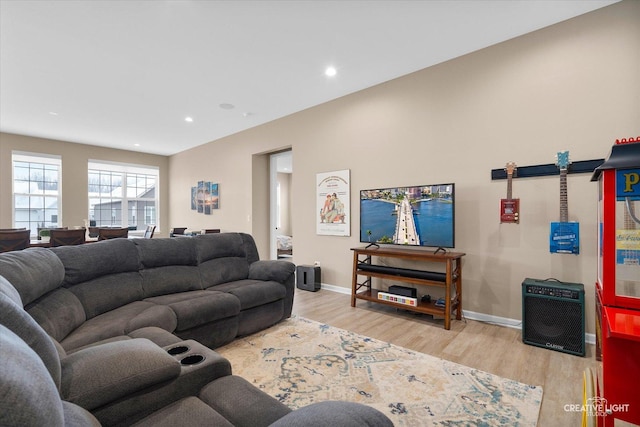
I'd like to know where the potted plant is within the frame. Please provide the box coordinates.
[39,228,51,242]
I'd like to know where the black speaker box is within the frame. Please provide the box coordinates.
[388,285,417,298]
[296,265,321,292]
[522,278,585,357]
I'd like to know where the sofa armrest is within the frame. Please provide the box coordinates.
[92,340,232,426]
[269,401,394,427]
[248,260,295,284]
[60,338,181,410]
[249,260,296,319]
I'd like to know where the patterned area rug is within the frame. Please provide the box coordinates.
[217,316,543,426]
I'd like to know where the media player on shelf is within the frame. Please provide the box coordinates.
[388,285,417,298]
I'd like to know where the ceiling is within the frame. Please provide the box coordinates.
[0,0,618,156]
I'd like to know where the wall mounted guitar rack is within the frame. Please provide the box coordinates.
[491,159,604,180]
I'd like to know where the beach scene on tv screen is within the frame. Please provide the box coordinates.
[360,184,454,247]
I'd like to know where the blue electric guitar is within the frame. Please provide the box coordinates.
[550,151,580,254]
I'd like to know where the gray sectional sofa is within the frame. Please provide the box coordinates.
[0,232,295,351]
[0,232,393,426]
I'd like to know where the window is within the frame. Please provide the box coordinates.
[88,161,158,230]
[12,152,62,238]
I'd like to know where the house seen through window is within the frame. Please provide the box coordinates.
[88,161,158,230]
[12,152,61,238]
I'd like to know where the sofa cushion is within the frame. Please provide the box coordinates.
[60,338,181,410]
[238,301,285,337]
[209,280,286,310]
[144,290,241,331]
[199,257,251,287]
[51,238,139,285]
[66,271,144,319]
[269,401,395,427]
[173,316,239,349]
[0,291,62,388]
[66,327,183,354]
[0,325,65,427]
[61,401,101,427]
[0,248,65,305]
[141,265,202,298]
[239,233,261,264]
[199,375,292,427]
[195,233,247,262]
[131,396,234,427]
[249,260,296,284]
[60,301,177,351]
[128,326,184,347]
[0,274,22,305]
[134,238,197,268]
[25,287,86,342]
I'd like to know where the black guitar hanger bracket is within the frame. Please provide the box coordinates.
[491,159,604,180]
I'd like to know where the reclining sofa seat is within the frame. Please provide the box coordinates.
[0,232,295,352]
[0,275,394,427]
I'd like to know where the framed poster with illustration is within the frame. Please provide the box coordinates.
[317,169,350,236]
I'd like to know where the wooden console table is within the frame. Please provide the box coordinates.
[351,246,465,330]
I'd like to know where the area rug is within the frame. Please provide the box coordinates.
[217,316,543,426]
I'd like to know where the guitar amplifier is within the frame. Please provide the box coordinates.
[522,278,585,357]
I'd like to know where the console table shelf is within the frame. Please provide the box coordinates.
[351,246,465,330]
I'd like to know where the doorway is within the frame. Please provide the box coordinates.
[269,150,293,260]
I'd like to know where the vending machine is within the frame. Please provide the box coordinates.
[588,138,640,427]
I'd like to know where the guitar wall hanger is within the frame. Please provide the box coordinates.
[491,159,604,180]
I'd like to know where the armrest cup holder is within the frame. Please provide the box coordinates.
[167,345,190,355]
[180,354,205,365]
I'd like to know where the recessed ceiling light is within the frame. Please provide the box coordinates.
[185,117,194,122]
[325,66,337,77]
[134,143,140,147]
[219,103,235,110]
[49,111,59,116]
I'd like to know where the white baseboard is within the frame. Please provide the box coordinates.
[317,283,596,345]
[320,283,351,294]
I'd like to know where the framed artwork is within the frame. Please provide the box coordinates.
[191,182,219,214]
[317,169,350,236]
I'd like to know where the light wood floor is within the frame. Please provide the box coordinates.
[291,288,598,427]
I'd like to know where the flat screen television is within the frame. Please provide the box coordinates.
[360,183,455,249]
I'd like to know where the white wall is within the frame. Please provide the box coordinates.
[168,1,640,333]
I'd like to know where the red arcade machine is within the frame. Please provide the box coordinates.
[587,138,640,427]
